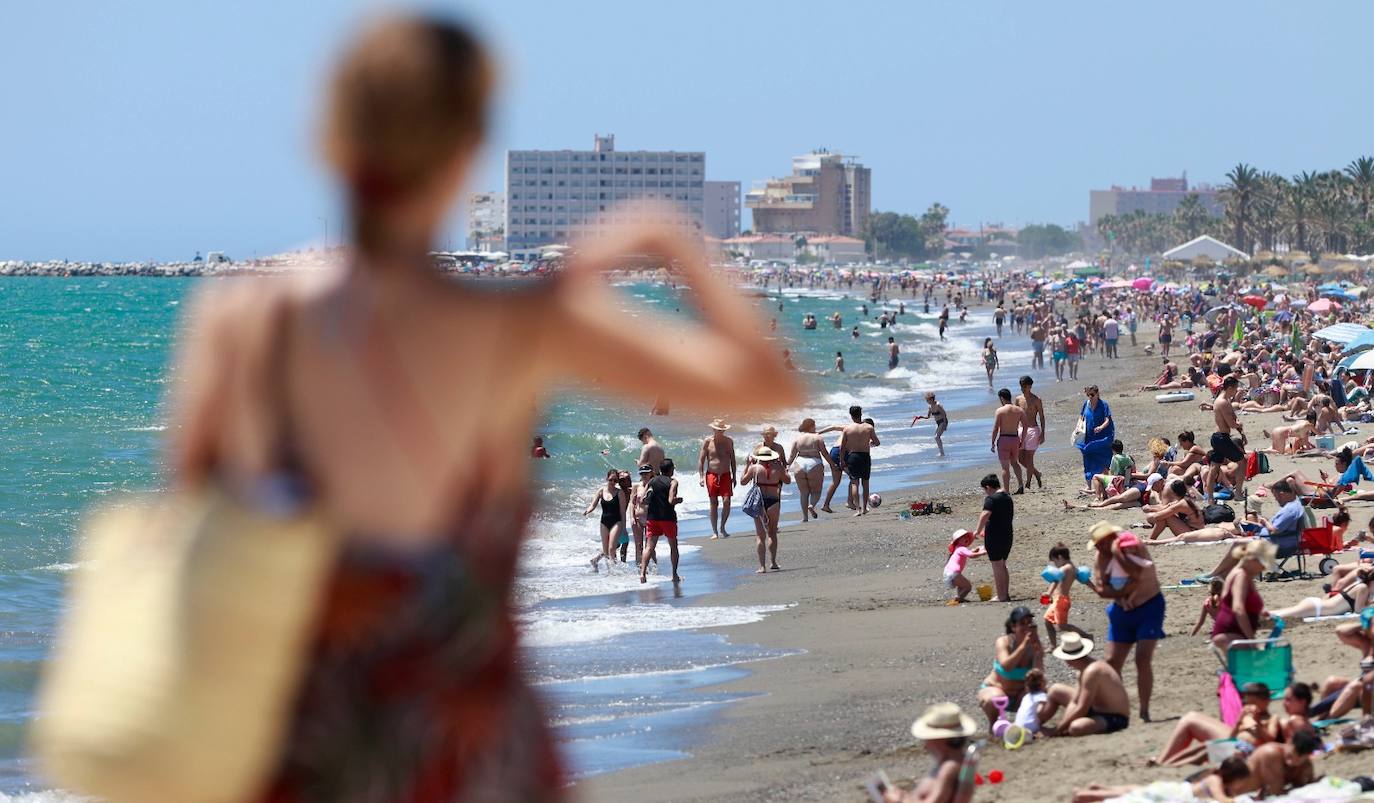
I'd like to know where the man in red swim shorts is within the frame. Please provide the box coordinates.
[698,418,737,539]
[642,459,684,584]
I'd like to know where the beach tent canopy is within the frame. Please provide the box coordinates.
[1312,322,1372,344]
[1161,235,1249,262]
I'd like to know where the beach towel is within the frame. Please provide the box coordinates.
[1218,671,1243,728]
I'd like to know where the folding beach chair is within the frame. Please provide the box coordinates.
[1266,531,1305,581]
[1226,638,1293,700]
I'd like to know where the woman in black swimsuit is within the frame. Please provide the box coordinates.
[742,446,790,574]
[583,468,628,572]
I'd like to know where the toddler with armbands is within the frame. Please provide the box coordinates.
[1041,543,1092,647]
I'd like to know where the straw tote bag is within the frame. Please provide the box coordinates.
[34,305,335,803]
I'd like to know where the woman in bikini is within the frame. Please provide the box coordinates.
[1143,478,1205,539]
[787,418,835,522]
[741,445,790,573]
[1063,474,1164,512]
[581,469,628,572]
[1149,681,1273,766]
[911,391,949,457]
[982,338,999,389]
[974,606,1045,731]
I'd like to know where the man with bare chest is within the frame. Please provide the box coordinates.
[698,418,737,539]
[840,405,880,516]
[991,388,1028,494]
[1015,375,1045,489]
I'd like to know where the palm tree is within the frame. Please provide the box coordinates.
[1283,171,1318,253]
[1313,171,1355,253]
[1345,156,1374,221]
[1221,163,1261,253]
[1172,193,1211,241]
[1252,172,1285,253]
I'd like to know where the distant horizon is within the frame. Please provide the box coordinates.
[4,0,1372,262]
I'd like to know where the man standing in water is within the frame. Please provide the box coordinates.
[637,427,665,476]
[991,388,1028,495]
[1205,375,1247,503]
[887,336,900,370]
[938,304,950,341]
[841,405,880,516]
[642,459,684,584]
[1016,375,1046,489]
[698,419,737,539]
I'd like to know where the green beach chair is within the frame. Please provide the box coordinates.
[1226,638,1293,699]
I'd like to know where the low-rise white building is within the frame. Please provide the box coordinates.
[806,235,866,264]
[722,234,795,261]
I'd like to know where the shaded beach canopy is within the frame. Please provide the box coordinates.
[1161,235,1248,262]
[1312,322,1371,344]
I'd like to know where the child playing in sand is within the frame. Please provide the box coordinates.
[944,529,986,605]
[1191,578,1225,636]
[1013,668,1049,737]
[1042,543,1089,647]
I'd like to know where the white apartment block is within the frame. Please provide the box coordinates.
[465,191,505,250]
[703,180,742,240]
[505,134,704,260]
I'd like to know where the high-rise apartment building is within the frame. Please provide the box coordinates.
[747,150,870,237]
[703,181,741,240]
[464,191,505,250]
[1088,174,1222,225]
[504,134,704,259]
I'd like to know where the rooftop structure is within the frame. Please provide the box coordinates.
[747,150,870,237]
[1089,173,1222,225]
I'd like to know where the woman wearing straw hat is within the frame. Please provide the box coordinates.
[877,703,976,803]
[741,445,790,573]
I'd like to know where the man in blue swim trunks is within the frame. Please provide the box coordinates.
[1040,632,1132,737]
[1090,522,1165,721]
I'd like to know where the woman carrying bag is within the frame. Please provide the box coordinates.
[37,14,800,803]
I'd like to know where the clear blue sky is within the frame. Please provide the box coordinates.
[3,1,1371,262]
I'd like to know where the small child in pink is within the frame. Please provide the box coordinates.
[943,529,986,605]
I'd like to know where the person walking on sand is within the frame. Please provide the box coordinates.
[1205,375,1247,504]
[974,474,1016,602]
[991,389,1027,495]
[697,418,737,539]
[163,14,802,797]
[642,459,685,584]
[1051,326,1068,382]
[1016,375,1046,489]
[741,445,789,573]
[982,338,999,388]
[1030,319,1046,370]
[637,427,664,476]
[887,336,900,370]
[911,391,949,457]
[787,418,836,522]
[840,405,880,516]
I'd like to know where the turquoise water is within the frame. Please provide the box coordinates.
[0,275,1026,796]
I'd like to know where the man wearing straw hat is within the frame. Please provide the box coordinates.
[875,703,976,803]
[1038,632,1132,737]
[698,419,738,539]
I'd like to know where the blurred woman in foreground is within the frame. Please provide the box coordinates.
[171,14,800,801]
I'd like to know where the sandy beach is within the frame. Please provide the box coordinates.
[578,329,1372,802]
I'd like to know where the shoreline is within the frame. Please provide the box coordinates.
[577,327,1374,802]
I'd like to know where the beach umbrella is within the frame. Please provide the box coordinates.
[1275,310,1294,323]
[1132,277,1154,291]
[1241,295,1266,309]
[1308,298,1340,313]
[1345,350,1374,371]
[1341,330,1374,355]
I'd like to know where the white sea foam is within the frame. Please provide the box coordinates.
[519,602,791,648]
[516,518,705,606]
[0,792,91,803]
[35,562,82,573]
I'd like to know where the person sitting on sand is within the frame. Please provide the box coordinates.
[1240,731,1320,798]
[1147,681,1272,766]
[879,702,978,803]
[1089,440,1134,500]
[1063,473,1164,511]
[1283,446,1374,504]
[1190,578,1225,636]
[1162,430,1208,483]
[974,606,1044,731]
[1072,755,1252,803]
[1142,477,1205,539]
[1268,682,1315,744]
[1314,608,1374,719]
[1262,411,1318,454]
[1036,632,1131,737]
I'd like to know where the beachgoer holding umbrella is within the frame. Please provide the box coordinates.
[975,606,1044,731]
[1077,385,1114,494]
[1089,522,1164,721]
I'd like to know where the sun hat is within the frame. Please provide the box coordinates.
[1052,632,1095,661]
[947,528,973,554]
[753,446,780,462]
[1231,538,1278,569]
[708,418,731,431]
[909,702,977,741]
[1146,473,1164,488]
[1088,521,1122,547]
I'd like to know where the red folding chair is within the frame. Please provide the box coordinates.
[1297,518,1342,577]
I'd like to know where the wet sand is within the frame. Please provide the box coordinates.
[578,331,1372,802]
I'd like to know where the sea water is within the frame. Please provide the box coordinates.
[0,275,1042,797]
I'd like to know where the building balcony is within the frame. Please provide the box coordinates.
[746,194,817,210]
